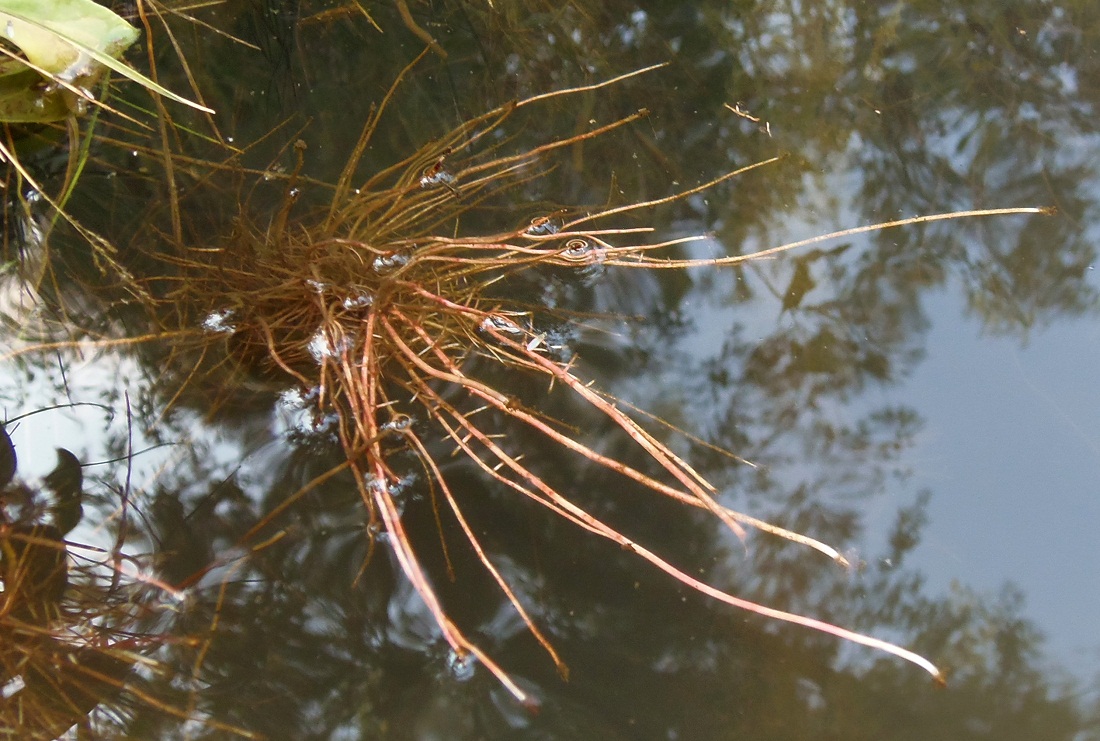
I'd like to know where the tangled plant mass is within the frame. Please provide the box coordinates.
[142,62,1053,702]
[5,57,1046,717]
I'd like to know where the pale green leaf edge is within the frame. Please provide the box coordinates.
[0,9,215,114]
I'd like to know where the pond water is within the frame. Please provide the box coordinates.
[2,1,1099,739]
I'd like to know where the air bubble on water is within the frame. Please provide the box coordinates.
[202,309,236,334]
[307,332,327,362]
[277,387,306,408]
[381,415,413,433]
[839,547,867,576]
[307,327,351,363]
[389,473,418,500]
[372,253,408,272]
[343,293,373,309]
[365,476,387,496]
[563,239,591,258]
[1,675,25,699]
[446,649,477,681]
[524,216,560,237]
[480,314,525,335]
[419,169,456,189]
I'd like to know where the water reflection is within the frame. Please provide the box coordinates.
[2,0,1099,737]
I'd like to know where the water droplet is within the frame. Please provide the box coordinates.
[419,169,456,189]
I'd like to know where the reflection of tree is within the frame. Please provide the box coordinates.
[77,421,1090,739]
[2,0,1099,737]
[424,0,1100,336]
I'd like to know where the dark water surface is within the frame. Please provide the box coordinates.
[2,1,1099,738]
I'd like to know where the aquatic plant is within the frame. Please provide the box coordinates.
[120,55,1050,707]
[0,3,1051,718]
[0,0,211,334]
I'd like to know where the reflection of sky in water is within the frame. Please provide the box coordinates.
[3,3,1099,732]
[908,272,1100,678]
[636,156,1100,684]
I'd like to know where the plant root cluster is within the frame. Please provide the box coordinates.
[141,63,979,704]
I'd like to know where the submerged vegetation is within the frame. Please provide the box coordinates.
[0,1,1091,738]
[148,59,1041,699]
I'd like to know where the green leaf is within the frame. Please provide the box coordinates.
[0,0,214,114]
[0,0,138,75]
